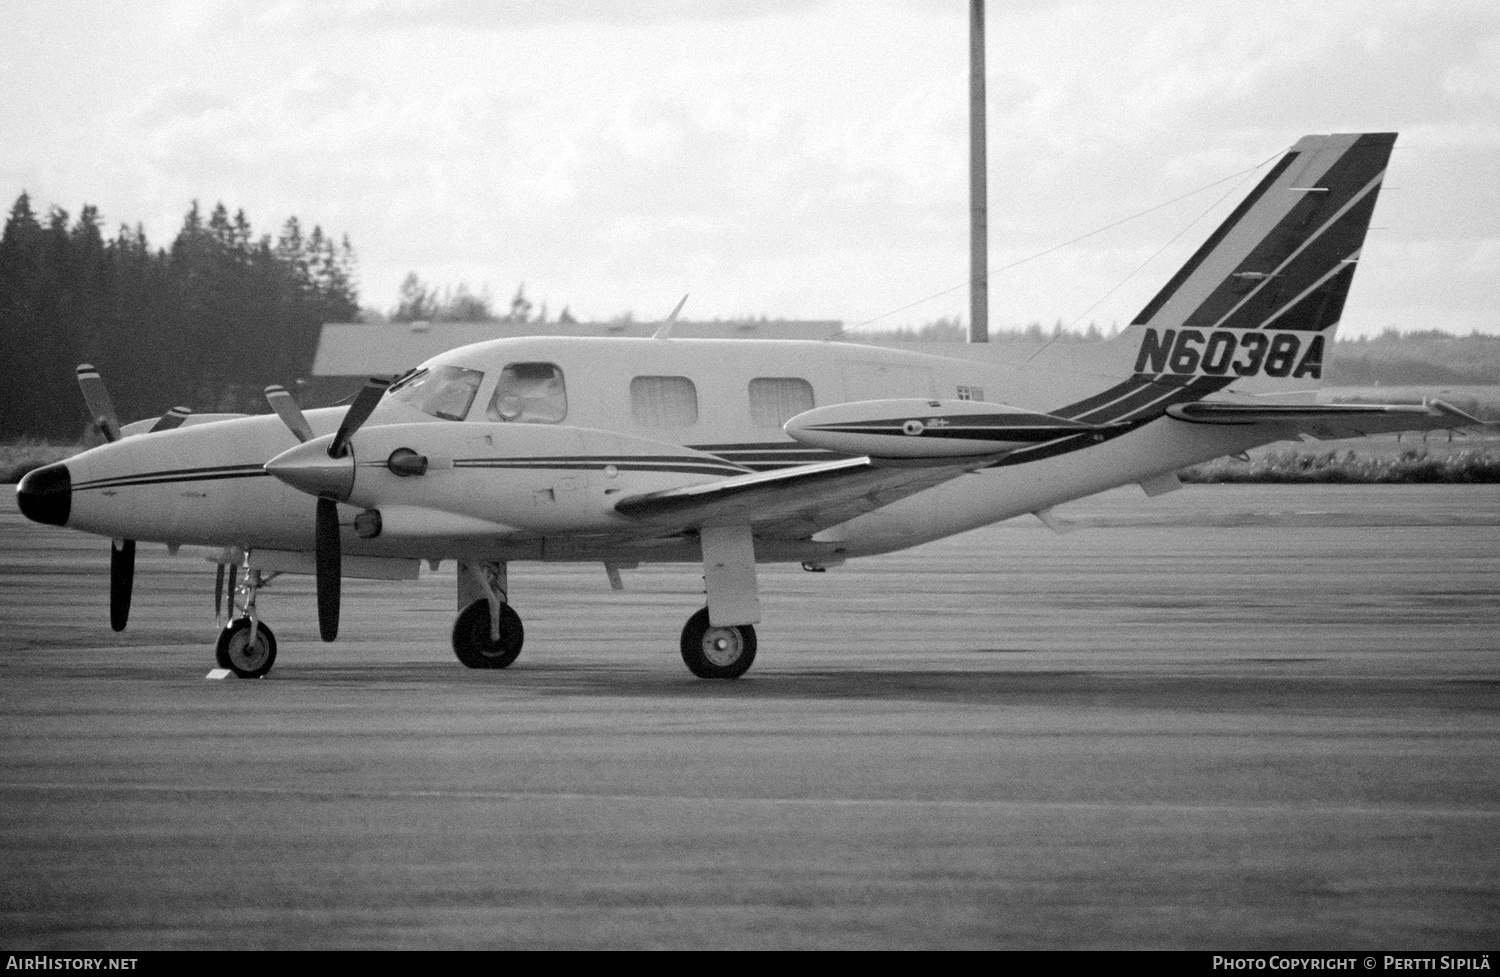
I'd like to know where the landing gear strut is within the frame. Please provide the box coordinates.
[215,561,278,678]
[452,560,523,669]
[678,525,762,679]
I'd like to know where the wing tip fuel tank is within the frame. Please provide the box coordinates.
[785,399,1106,459]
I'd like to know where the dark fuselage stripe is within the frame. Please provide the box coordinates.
[454,458,748,477]
[805,424,1090,443]
[1051,376,1155,421]
[73,466,270,492]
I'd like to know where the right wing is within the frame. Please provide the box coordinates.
[614,455,995,541]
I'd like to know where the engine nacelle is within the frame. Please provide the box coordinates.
[265,421,751,534]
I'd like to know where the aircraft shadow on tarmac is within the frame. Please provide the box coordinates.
[266,658,1453,713]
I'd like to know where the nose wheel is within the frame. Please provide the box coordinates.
[680,608,756,679]
[215,618,278,678]
[212,561,278,678]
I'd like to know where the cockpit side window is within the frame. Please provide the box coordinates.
[488,362,568,423]
[388,365,484,421]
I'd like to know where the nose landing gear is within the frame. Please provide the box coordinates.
[215,617,277,678]
[214,562,278,678]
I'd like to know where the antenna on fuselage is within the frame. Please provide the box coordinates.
[652,294,690,340]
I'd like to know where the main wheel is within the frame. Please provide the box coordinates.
[215,618,277,678]
[452,599,524,669]
[679,607,757,679]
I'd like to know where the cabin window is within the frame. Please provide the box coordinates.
[488,362,567,423]
[748,377,815,428]
[630,376,698,427]
[389,365,484,421]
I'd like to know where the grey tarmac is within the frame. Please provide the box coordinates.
[1,485,1498,949]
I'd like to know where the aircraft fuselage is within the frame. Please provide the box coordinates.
[32,335,1268,568]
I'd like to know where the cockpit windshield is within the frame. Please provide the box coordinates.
[387,365,484,421]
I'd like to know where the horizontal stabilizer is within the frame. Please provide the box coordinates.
[786,398,1121,459]
[1166,400,1487,440]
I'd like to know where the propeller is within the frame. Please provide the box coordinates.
[75,365,136,629]
[315,498,341,641]
[76,367,207,632]
[110,538,134,632]
[265,384,313,443]
[329,376,390,458]
[263,376,392,643]
[76,364,121,443]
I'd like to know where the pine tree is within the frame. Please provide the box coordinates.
[393,272,437,322]
[1,194,360,434]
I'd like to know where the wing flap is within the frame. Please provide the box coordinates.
[614,455,991,539]
[1166,400,1488,440]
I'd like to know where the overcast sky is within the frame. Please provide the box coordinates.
[2,0,1496,336]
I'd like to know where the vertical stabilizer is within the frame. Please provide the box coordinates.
[1104,133,1396,398]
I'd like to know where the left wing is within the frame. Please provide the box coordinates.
[1166,400,1487,440]
[614,455,993,540]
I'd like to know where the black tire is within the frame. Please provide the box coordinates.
[215,618,277,679]
[679,607,757,679]
[452,599,524,669]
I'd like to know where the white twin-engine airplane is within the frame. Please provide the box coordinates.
[15,132,1485,680]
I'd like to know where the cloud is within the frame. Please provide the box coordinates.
[208,0,834,34]
[3,0,1498,333]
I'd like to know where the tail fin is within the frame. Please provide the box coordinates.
[1106,132,1396,397]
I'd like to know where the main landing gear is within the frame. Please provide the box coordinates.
[448,537,765,680]
[453,600,524,668]
[452,561,524,669]
[679,608,757,679]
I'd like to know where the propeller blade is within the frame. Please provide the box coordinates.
[265,384,314,443]
[329,376,392,459]
[110,538,135,632]
[315,497,341,642]
[76,364,121,442]
[147,406,192,434]
[214,563,227,623]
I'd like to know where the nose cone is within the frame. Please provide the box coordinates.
[17,462,72,526]
[264,438,355,500]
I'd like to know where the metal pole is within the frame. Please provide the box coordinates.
[969,0,989,343]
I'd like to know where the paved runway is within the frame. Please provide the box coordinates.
[2,486,1498,949]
